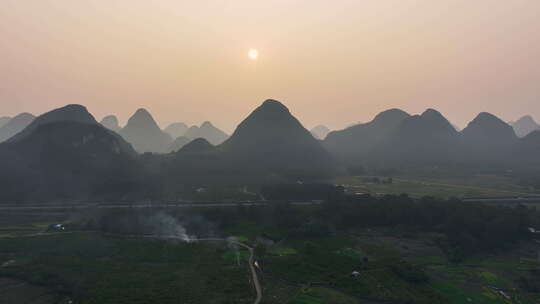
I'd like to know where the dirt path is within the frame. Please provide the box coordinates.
[235,242,262,304]
[197,238,262,304]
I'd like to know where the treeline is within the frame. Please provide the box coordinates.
[86,192,540,262]
[319,195,537,261]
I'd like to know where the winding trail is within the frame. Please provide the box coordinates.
[197,238,262,304]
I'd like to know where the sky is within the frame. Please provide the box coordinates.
[1,0,540,133]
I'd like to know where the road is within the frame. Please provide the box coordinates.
[236,242,262,304]
[462,197,540,203]
[0,201,320,211]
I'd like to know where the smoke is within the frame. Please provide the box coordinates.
[147,212,196,242]
[226,236,241,266]
[91,208,220,242]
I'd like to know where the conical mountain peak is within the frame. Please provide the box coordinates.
[178,138,216,154]
[461,112,517,161]
[184,121,228,145]
[0,113,36,142]
[372,108,410,124]
[0,116,10,128]
[311,125,331,140]
[221,99,334,178]
[421,108,443,118]
[517,115,537,124]
[101,115,119,125]
[463,112,516,139]
[323,108,410,162]
[100,115,121,132]
[38,104,96,124]
[7,104,97,142]
[418,109,455,129]
[475,112,502,123]
[258,99,290,114]
[134,108,151,116]
[120,108,172,153]
[392,108,455,138]
[512,115,539,137]
[12,113,35,121]
[127,108,158,127]
[164,122,189,139]
[201,121,214,128]
[62,104,88,112]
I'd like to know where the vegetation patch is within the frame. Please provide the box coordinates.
[270,248,298,256]
[288,287,359,304]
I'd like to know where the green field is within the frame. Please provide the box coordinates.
[0,233,254,304]
[2,216,540,304]
[336,176,531,199]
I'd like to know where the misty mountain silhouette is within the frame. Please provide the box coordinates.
[164,122,189,139]
[184,121,228,145]
[8,104,97,143]
[2,101,540,202]
[512,115,539,137]
[324,108,410,162]
[0,113,35,143]
[461,112,518,163]
[178,138,217,155]
[310,125,331,140]
[167,136,192,153]
[0,116,10,128]
[119,108,173,153]
[370,109,460,166]
[462,112,517,143]
[0,120,137,201]
[516,130,540,164]
[220,99,335,178]
[100,115,122,133]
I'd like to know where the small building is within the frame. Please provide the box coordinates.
[47,224,65,232]
[196,187,207,193]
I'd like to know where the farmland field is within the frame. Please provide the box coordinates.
[2,209,540,304]
[335,176,533,199]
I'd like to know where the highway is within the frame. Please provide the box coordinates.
[0,201,321,211]
[3,195,540,212]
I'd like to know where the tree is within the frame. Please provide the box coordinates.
[254,244,267,259]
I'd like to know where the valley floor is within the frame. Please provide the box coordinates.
[1,213,540,304]
[336,175,537,199]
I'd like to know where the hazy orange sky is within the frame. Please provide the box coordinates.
[1,1,539,132]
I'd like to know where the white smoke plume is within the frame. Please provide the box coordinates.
[147,212,196,242]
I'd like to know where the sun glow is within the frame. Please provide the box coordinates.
[248,49,259,61]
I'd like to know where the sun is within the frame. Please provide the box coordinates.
[248,49,259,61]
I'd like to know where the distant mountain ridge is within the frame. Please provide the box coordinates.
[9,104,97,143]
[100,115,122,133]
[167,136,192,153]
[184,121,228,145]
[324,108,410,162]
[0,117,10,128]
[310,125,331,140]
[511,115,539,137]
[220,99,335,179]
[0,106,137,201]
[164,122,189,139]
[323,108,539,170]
[119,109,173,153]
[1,102,540,202]
[370,109,460,166]
[0,113,35,142]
